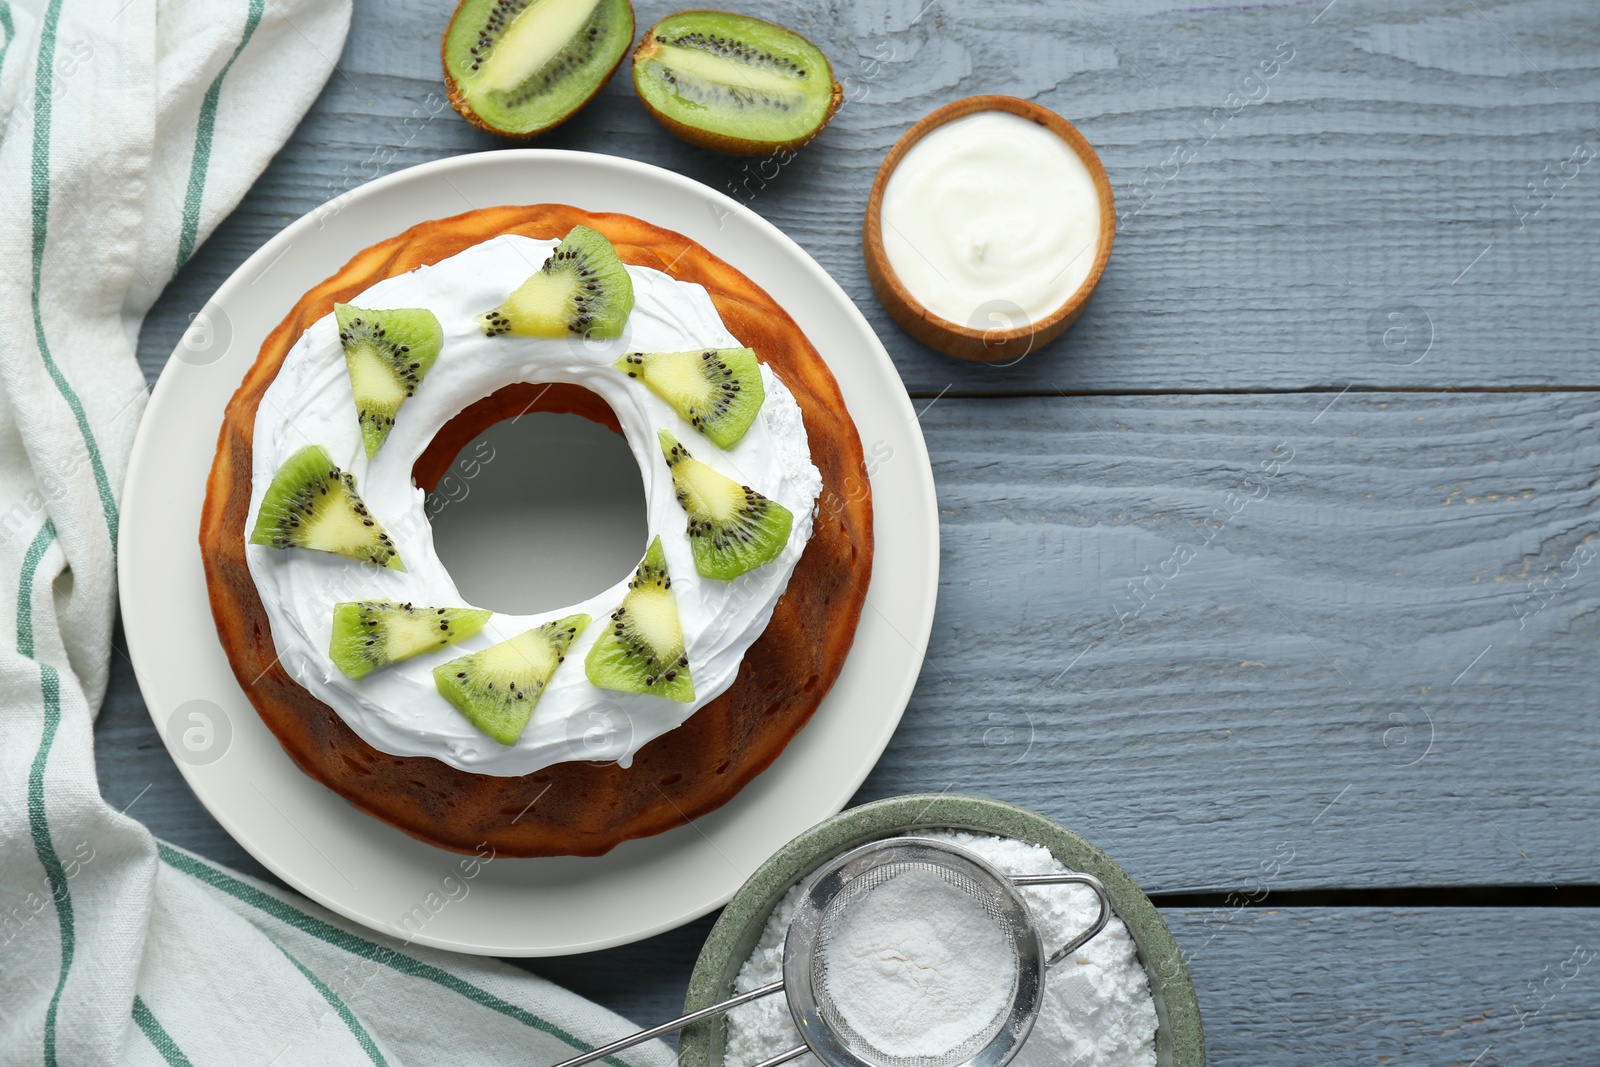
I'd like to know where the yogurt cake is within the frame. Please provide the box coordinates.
[201,204,873,857]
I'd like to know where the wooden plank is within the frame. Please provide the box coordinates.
[100,389,1600,892]
[136,0,1600,395]
[852,389,1600,890]
[1165,906,1600,1064]
[514,908,1600,1066]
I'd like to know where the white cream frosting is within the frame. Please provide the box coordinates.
[245,234,821,776]
[881,110,1102,325]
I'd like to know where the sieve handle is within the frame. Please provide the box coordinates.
[545,979,786,1067]
[1009,872,1113,967]
[750,1045,809,1067]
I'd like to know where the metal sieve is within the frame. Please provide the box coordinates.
[547,837,1112,1067]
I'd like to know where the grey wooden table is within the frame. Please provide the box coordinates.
[102,0,1600,1061]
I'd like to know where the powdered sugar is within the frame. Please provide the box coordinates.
[722,831,1158,1067]
[820,867,1016,1057]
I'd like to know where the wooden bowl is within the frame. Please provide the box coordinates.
[862,95,1116,363]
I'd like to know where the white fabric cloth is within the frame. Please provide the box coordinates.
[0,1,677,1064]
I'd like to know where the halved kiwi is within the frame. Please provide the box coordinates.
[434,614,591,745]
[329,600,492,680]
[659,430,792,580]
[442,0,635,138]
[249,445,401,570]
[334,304,443,458]
[585,537,694,701]
[615,347,764,448]
[477,225,634,339]
[632,10,843,155]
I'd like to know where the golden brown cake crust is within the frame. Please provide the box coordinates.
[200,204,873,857]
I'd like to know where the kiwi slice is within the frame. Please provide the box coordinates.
[659,430,792,580]
[442,0,634,138]
[476,225,634,340]
[334,304,444,458]
[433,613,591,745]
[329,600,492,680]
[585,537,694,702]
[249,444,401,570]
[616,347,765,449]
[632,11,843,155]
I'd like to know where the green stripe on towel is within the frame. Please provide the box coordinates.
[157,843,638,1067]
[16,520,53,656]
[132,997,197,1067]
[21,522,73,1067]
[29,0,120,544]
[174,0,266,273]
[276,942,390,1066]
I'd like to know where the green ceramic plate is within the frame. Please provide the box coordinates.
[680,793,1204,1067]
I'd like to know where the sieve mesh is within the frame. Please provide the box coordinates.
[806,859,1024,1067]
[544,837,1109,1067]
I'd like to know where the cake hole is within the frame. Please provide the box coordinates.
[426,409,648,616]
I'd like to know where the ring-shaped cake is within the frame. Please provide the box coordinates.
[201,204,873,857]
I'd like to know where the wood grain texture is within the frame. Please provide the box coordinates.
[515,907,1600,1065]
[136,0,1600,395]
[1167,906,1600,1065]
[854,389,1600,890]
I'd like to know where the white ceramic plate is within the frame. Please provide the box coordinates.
[118,150,938,956]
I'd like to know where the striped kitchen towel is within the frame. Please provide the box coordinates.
[0,1,678,1065]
